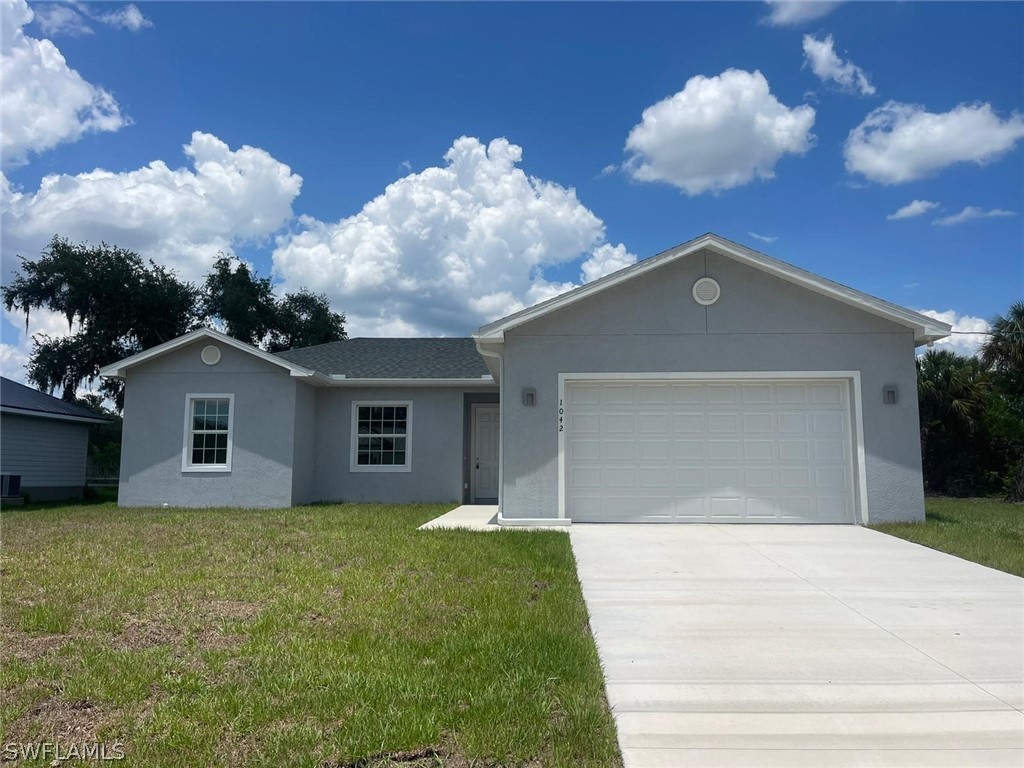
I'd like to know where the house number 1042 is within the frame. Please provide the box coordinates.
[558,399,564,432]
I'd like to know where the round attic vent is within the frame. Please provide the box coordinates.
[692,277,721,306]
[200,345,222,366]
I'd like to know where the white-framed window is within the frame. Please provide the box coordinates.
[181,394,234,472]
[350,401,412,472]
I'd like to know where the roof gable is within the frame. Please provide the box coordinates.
[98,328,320,380]
[474,233,951,345]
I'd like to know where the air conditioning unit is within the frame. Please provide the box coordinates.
[1,474,22,497]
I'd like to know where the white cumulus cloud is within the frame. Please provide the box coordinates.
[932,206,1016,227]
[0,306,77,384]
[1,0,127,167]
[33,4,93,36]
[272,136,633,337]
[802,34,875,95]
[624,69,816,196]
[95,4,153,32]
[1,132,303,281]
[918,309,990,357]
[762,1,843,26]
[887,200,939,221]
[845,101,1024,184]
[581,243,637,283]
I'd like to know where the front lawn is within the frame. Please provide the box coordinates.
[0,503,621,767]
[873,497,1024,577]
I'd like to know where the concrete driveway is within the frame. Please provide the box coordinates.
[570,524,1024,768]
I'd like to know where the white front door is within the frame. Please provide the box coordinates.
[472,404,500,502]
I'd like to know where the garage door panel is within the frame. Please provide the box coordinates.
[638,413,669,433]
[604,440,635,460]
[569,412,600,434]
[742,413,773,433]
[569,438,600,461]
[746,498,777,518]
[673,413,705,433]
[603,413,634,432]
[565,379,856,524]
[675,497,708,519]
[709,440,741,460]
[676,467,706,486]
[710,497,742,518]
[741,384,773,404]
[779,439,811,461]
[743,440,774,460]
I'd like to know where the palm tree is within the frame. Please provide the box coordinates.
[916,349,989,495]
[917,349,987,431]
[981,301,1024,500]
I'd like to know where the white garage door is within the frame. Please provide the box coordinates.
[564,379,857,523]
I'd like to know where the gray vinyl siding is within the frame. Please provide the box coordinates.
[0,413,90,493]
[118,340,298,508]
[500,247,925,524]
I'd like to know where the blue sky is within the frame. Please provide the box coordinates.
[2,0,1022,380]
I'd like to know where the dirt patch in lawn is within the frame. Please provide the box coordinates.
[204,599,262,621]
[5,693,121,744]
[114,619,182,651]
[0,627,71,662]
[195,628,245,651]
[328,745,471,768]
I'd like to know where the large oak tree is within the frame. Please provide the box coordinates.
[3,237,345,409]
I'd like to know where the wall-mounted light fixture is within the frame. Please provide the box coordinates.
[522,387,537,407]
[882,384,898,405]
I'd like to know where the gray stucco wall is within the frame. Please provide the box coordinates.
[291,381,317,505]
[500,248,925,524]
[118,340,298,508]
[0,413,90,499]
[312,387,494,504]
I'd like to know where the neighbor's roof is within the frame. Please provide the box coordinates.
[475,232,952,345]
[276,338,490,379]
[0,377,110,424]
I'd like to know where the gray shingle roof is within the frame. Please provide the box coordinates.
[0,377,110,422]
[275,338,490,379]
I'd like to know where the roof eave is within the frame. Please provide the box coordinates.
[0,405,110,424]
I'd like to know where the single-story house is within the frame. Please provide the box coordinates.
[1,376,111,501]
[100,233,950,524]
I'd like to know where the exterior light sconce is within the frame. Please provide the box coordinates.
[522,387,537,407]
[882,384,898,405]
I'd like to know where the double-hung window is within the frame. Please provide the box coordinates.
[350,402,411,472]
[182,394,234,471]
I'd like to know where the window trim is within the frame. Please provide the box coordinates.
[181,393,235,473]
[349,400,412,473]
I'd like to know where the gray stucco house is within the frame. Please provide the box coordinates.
[101,234,950,524]
[1,376,110,501]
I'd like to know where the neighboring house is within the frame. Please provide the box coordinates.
[100,233,951,524]
[0,377,111,501]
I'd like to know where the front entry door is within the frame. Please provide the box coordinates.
[471,404,500,502]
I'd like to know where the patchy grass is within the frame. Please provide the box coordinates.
[0,503,621,767]
[873,497,1024,577]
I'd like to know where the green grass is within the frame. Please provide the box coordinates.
[0,503,621,767]
[873,497,1024,577]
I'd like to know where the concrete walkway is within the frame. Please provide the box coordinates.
[570,524,1024,768]
[417,505,568,531]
